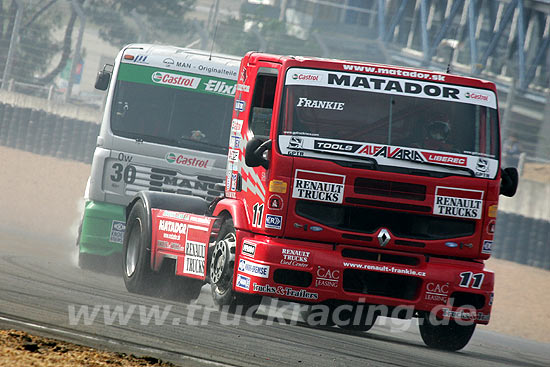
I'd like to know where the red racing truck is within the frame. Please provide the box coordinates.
[122,52,518,351]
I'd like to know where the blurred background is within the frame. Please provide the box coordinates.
[0,0,549,268]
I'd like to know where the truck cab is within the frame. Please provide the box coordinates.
[123,51,518,351]
[77,44,240,268]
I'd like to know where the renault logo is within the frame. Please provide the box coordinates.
[378,229,391,247]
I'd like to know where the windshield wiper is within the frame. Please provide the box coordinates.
[298,146,379,170]
[382,163,474,177]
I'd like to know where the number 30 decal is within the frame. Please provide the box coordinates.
[252,203,264,228]
[459,272,484,289]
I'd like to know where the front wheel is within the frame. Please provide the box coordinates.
[210,219,261,313]
[419,314,476,351]
[122,200,155,295]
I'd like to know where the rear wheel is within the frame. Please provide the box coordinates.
[122,200,155,295]
[419,314,476,351]
[210,219,261,314]
[158,259,203,303]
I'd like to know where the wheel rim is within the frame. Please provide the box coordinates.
[125,217,141,277]
[210,232,235,287]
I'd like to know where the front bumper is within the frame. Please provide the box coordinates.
[233,232,494,324]
[78,201,126,256]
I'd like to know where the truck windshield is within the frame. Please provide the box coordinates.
[110,64,235,155]
[278,68,500,178]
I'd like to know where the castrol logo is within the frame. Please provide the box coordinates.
[151,71,200,89]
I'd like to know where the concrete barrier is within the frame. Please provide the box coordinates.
[0,102,99,164]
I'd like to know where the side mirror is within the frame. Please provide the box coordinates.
[95,70,111,91]
[245,137,271,170]
[500,167,518,197]
[95,64,113,91]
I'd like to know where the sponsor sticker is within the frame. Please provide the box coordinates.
[109,220,126,244]
[278,135,499,179]
[425,281,449,303]
[161,210,186,219]
[228,148,239,163]
[292,170,345,204]
[422,152,467,166]
[204,79,236,96]
[183,240,206,276]
[238,259,269,278]
[230,135,241,149]
[433,187,484,219]
[285,68,497,109]
[165,153,213,169]
[131,55,149,64]
[234,99,245,112]
[252,283,318,300]
[231,173,237,191]
[151,71,201,89]
[291,72,321,81]
[265,214,282,230]
[231,119,243,133]
[359,144,424,163]
[241,241,256,257]
[268,194,283,210]
[296,97,344,110]
[162,58,174,67]
[314,139,362,153]
[287,136,304,150]
[475,158,491,178]
[487,220,496,235]
[442,308,490,322]
[159,220,187,234]
[482,240,493,254]
[280,248,310,268]
[236,274,251,290]
[236,83,250,92]
[315,266,340,288]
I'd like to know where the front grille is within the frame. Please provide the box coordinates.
[296,201,475,240]
[354,178,426,201]
[342,248,419,266]
[343,269,421,300]
[450,292,486,309]
[124,166,224,202]
[274,269,312,287]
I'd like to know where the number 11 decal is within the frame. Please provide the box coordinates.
[459,272,484,289]
[252,203,264,228]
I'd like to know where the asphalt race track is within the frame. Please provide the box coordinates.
[1,226,549,367]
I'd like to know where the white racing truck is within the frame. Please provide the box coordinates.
[77,44,240,269]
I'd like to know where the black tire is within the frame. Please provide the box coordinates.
[210,219,261,314]
[172,277,203,303]
[122,200,155,295]
[419,314,476,351]
[158,259,204,303]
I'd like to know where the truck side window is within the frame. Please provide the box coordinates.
[249,72,277,139]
